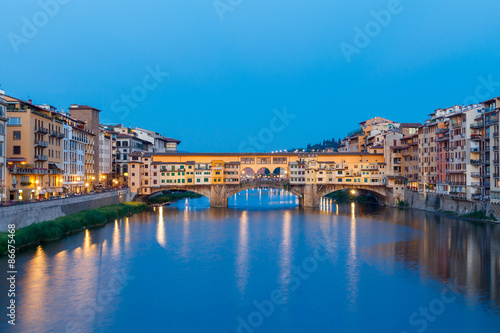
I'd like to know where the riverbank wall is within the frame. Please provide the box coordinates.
[404,189,500,222]
[0,189,132,232]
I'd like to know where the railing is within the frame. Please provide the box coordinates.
[470,182,481,187]
[35,154,48,161]
[471,193,482,200]
[485,106,497,113]
[436,128,448,134]
[8,167,48,175]
[51,131,65,138]
[471,172,481,178]
[470,135,483,140]
[470,160,482,165]
[34,140,48,148]
[35,126,49,134]
[494,160,499,164]
[494,132,499,138]
[449,181,466,186]
[470,122,484,129]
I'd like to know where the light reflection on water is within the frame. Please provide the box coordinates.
[0,189,499,332]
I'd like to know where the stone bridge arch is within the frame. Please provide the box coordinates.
[315,184,393,206]
[226,181,303,200]
[143,186,212,201]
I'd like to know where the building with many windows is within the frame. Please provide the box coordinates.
[0,90,7,203]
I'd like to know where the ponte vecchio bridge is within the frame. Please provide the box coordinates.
[128,152,403,208]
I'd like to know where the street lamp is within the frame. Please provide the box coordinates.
[351,190,356,195]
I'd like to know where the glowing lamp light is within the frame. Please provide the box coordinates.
[124,172,129,177]
[351,190,356,195]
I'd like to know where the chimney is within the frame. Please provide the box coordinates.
[28,99,32,104]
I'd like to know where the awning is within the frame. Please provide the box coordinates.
[46,188,55,193]
[7,157,26,162]
[49,162,63,170]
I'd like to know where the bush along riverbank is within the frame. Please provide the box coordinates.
[147,191,202,205]
[0,202,147,255]
[441,209,497,221]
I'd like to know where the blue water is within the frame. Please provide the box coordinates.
[1,189,499,332]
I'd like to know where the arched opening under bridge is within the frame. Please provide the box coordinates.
[321,188,385,205]
[146,189,208,205]
[228,187,300,208]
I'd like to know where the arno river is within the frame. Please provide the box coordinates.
[1,189,500,332]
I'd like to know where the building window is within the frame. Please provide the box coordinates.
[13,146,21,155]
[13,131,21,140]
[7,117,21,125]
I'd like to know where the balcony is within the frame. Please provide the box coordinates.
[494,159,499,165]
[449,181,466,186]
[436,128,448,134]
[471,172,481,178]
[471,182,482,187]
[471,134,483,141]
[494,173,500,178]
[34,140,48,148]
[471,193,482,200]
[485,106,498,114]
[486,118,499,126]
[35,154,48,161]
[51,131,65,139]
[470,159,482,165]
[494,132,499,138]
[8,166,48,175]
[35,126,49,134]
[470,122,484,129]
[494,146,499,151]
[483,173,491,178]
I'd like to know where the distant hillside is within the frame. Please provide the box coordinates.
[289,138,342,152]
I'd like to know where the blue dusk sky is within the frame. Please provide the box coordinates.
[1,0,500,152]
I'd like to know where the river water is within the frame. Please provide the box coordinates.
[1,189,499,332]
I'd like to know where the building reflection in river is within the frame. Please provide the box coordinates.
[3,190,500,332]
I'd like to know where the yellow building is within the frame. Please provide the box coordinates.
[212,160,224,184]
[5,96,64,201]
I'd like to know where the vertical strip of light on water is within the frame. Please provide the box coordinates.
[236,210,249,295]
[182,205,191,258]
[279,211,293,301]
[112,219,121,258]
[124,217,131,253]
[23,246,49,327]
[157,206,167,249]
[347,202,359,311]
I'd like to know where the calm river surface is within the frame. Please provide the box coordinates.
[1,189,500,332]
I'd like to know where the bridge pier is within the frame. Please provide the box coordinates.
[302,184,320,208]
[210,185,229,208]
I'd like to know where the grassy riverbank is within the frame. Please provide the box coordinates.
[0,202,147,255]
[148,191,202,204]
